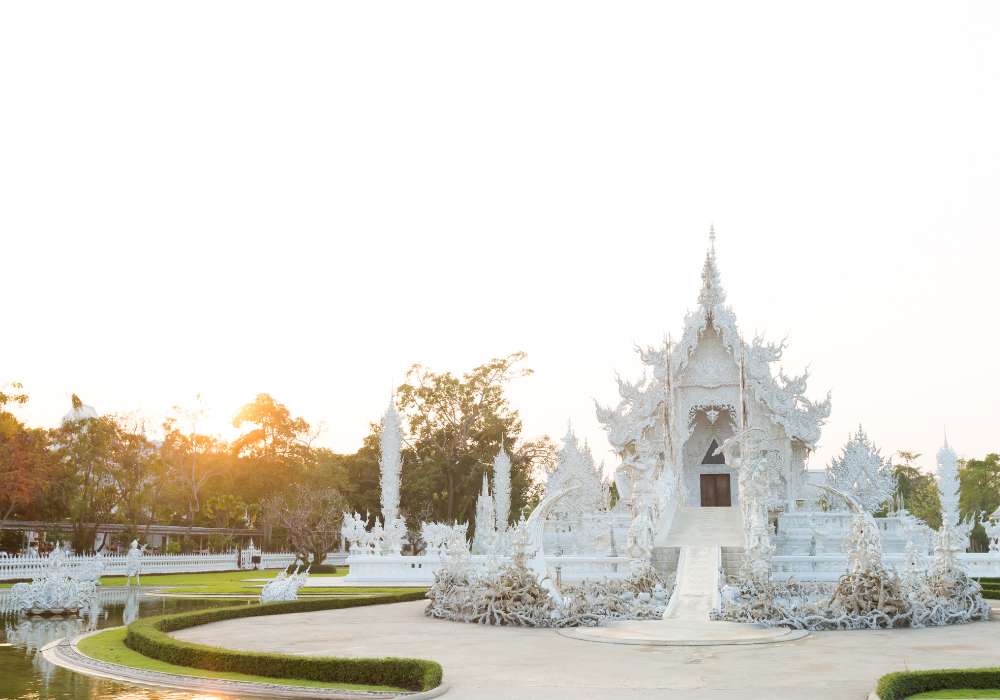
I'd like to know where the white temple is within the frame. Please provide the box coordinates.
[594,229,831,558]
[342,231,997,598]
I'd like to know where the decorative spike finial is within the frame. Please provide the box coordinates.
[698,225,726,309]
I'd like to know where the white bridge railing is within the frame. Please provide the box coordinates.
[0,550,310,580]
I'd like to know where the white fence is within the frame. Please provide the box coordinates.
[0,550,305,580]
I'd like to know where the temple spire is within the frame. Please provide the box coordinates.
[698,226,726,309]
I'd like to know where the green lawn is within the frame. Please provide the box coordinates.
[910,690,1000,698]
[2,567,426,598]
[76,627,407,693]
[113,569,424,597]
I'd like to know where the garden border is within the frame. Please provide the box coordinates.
[873,667,1000,699]
[124,591,443,693]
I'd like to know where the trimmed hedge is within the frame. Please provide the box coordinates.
[973,578,1000,600]
[286,563,342,575]
[124,591,441,692]
[877,668,1000,700]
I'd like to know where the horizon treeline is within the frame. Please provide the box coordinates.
[0,353,553,556]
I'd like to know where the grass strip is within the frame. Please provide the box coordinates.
[78,627,406,693]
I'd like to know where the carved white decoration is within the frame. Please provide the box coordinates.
[716,485,990,629]
[425,539,672,628]
[260,565,309,603]
[379,398,405,555]
[472,472,497,555]
[493,446,512,531]
[824,425,895,513]
[937,435,962,532]
[420,521,469,558]
[8,544,103,614]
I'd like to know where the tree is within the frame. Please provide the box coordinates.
[161,398,228,526]
[106,419,161,543]
[204,493,249,529]
[263,484,347,566]
[0,385,52,523]
[396,352,534,524]
[232,394,315,501]
[893,450,941,529]
[960,453,1000,552]
[232,393,313,463]
[48,396,121,553]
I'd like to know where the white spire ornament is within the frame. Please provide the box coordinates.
[379,397,406,554]
[937,432,961,530]
[472,472,497,554]
[697,226,726,310]
[824,425,895,513]
[493,445,512,531]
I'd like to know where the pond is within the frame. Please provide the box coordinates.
[1,591,248,700]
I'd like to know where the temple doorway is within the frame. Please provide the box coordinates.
[700,473,732,507]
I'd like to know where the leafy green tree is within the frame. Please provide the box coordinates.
[314,438,381,521]
[232,393,315,502]
[106,419,161,543]
[960,453,1000,552]
[48,396,121,553]
[204,493,249,529]
[396,352,547,527]
[893,450,941,529]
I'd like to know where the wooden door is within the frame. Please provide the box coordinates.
[700,474,732,507]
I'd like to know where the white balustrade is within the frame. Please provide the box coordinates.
[342,552,634,585]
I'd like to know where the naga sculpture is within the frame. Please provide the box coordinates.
[260,565,310,603]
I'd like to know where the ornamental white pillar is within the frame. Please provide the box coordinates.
[493,446,512,530]
[937,434,960,531]
[379,398,402,523]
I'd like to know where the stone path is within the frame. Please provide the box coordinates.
[173,599,1000,699]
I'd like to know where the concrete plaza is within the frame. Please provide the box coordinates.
[173,600,1000,699]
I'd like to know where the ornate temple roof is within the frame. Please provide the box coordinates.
[597,230,831,454]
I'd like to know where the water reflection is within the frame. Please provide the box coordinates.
[0,588,243,700]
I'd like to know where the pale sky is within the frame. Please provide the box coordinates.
[2,2,998,475]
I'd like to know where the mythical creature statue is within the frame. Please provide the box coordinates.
[260,565,310,603]
[9,543,103,615]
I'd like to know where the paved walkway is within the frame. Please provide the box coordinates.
[173,599,1000,699]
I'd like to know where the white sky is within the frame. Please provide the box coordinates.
[2,2,998,475]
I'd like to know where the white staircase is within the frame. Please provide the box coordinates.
[660,506,744,548]
[663,545,720,621]
[660,507,745,622]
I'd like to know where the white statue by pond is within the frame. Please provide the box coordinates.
[8,543,103,615]
[260,565,310,603]
[125,539,145,586]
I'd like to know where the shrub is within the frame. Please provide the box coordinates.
[125,591,441,691]
[876,668,1000,700]
[285,563,342,575]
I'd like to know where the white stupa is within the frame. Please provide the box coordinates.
[61,394,98,424]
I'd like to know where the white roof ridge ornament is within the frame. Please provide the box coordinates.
[697,226,726,311]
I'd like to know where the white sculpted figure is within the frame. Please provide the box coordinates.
[9,543,102,614]
[125,539,144,586]
[260,565,310,603]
